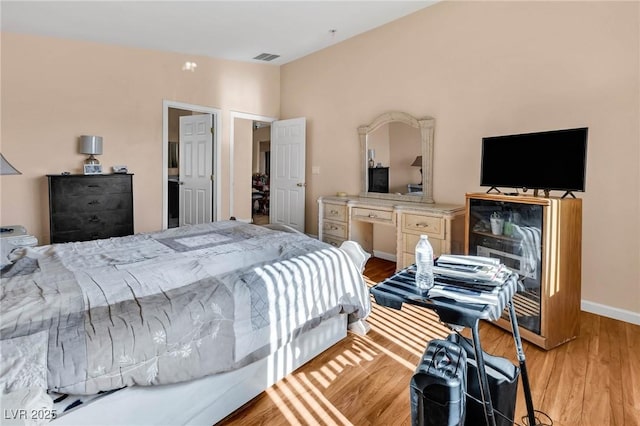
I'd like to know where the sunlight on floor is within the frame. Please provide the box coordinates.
[260,282,453,425]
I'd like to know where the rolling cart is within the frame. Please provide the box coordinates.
[370,266,537,426]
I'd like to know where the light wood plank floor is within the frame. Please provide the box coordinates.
[220,258,640,426]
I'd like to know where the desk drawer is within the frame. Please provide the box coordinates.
[322,220,347,239]
[403,233,442,256]
[402,240,443,269]
[402,214,444,238]
[352,207,394,224]
[323,204,347,222]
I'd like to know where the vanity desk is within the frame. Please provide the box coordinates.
[320,111,465,269]
[318,195,465,270]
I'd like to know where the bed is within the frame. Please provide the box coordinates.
[0,221,371,425]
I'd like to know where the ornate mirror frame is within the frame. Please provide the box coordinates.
[358,111,435,204]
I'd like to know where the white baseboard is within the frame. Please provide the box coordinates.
[581,299,640,326]
[373,250,396,262]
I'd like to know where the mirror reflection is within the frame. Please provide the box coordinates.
[359,111,435,203]
[367,122,422,194]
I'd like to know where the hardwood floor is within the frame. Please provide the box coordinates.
[220,258,640,426]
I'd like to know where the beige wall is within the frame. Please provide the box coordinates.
[0,2,638,317]
[281,2,640,315]
[233,118,253,220]
[0,32,280,242]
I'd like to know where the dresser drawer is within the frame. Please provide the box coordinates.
[51,193,132,214]
[352,207,394,224]
[402,241,443,269]
[51,210,133,233]
[323,204,347,222]
[402,214,444,238]
[322,235,345,248]
[403,233,442,256]
[49,175,132,196]
[322,220,347,239]
[52,225,133,244]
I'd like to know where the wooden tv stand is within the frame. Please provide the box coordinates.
[465,192,582,350]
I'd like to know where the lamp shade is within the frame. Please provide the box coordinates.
[79,135,103,155]
[411,155,422,167]
[0,153,21,175]
[368,149,375,159]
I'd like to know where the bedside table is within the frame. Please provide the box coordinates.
[1,225,38,266]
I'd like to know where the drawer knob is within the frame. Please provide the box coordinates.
[88,200,100,205]
[88,215,100,223]
[330,209,338,215]
[368,213,377,218]
[87,184,101,188]
[416,223,429,228]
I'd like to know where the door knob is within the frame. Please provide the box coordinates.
[297,183,306,187]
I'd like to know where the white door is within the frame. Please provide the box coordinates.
[270,118,306,232]
[179,114,213,226]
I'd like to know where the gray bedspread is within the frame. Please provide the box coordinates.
[0,221,370,395]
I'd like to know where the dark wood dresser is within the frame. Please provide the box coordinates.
[48,174,134,243]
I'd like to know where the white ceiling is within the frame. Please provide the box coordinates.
[1,1,436,65]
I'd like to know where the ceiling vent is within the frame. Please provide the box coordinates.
[253,53,280,62]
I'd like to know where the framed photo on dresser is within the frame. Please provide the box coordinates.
[83,164,102,175]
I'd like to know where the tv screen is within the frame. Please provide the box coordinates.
[480,127,588,192]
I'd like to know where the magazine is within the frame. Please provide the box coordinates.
[433,255,509,286]
[437,254,500,267]
[427,284,501,306]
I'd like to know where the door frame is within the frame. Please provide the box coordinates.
[162,100,222,229]
[229,111,277,219]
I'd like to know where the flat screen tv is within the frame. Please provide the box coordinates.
[480,127,588,194]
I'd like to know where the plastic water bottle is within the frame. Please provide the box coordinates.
[415,235,434,290]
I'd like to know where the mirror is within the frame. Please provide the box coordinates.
[168,141,179,168]
[359,111,435,203]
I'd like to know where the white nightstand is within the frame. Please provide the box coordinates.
[1,225,38,266]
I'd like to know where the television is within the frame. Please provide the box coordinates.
[480,127,588,194]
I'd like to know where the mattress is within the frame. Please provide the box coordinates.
[0,221,370,398]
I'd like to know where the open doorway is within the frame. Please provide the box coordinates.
[162,101,221,230]
[252,121,271,225]
[229,111,276,223]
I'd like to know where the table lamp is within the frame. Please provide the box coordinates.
[0,153,21,175]
[79,135,103,165]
